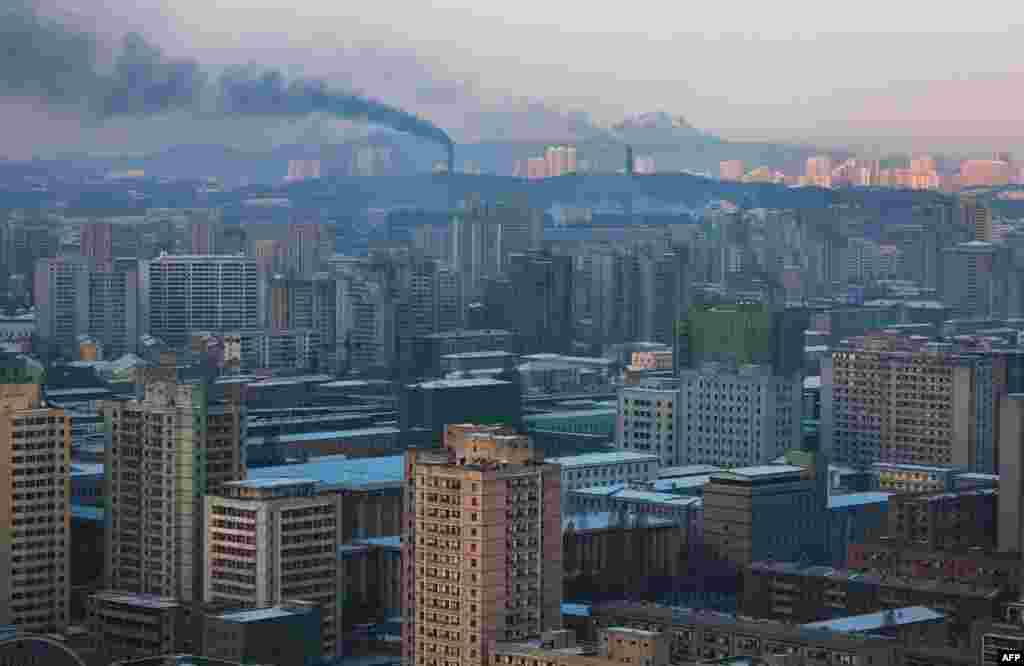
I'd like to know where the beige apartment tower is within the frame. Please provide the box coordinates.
[402,424,563,666]
[100,368,244,606]
[204,478,344,657]
[0,355,71,633]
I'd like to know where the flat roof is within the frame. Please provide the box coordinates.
[71,505,104,521]
[804,376,822,390]
[248,454,404,490]
[654,476,712,492]
[409,377,511,389]
[828,492,893,509]
[442,350,517,359]
[658,464,724,479]
[91,590,182,609]
[222,478,319,490]
[802,607,945,633]
[564,511,676,532]
[71,462,104,477]
[525,409,617,420]
[546,451,659,467]
[712,465,805,480]
[872,462,955,473]
[562,602,591,617]
[246,426,400,446]
[217,606,310,623]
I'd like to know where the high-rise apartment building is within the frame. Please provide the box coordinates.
[941,241,1009,319]
[999,394,1024,554]
[822,335,1005,472]
[961,196,994,242]
[34,256,90,356]
[34,257,143,360]
[87,258,142,359]
[401,424,562,666]
[719,160,745,181]
[0,354,70,633]
[101,369,245,605]
[485,251,572,354]
[81,222,141,265]
[544,146,577,178]
[204,479,343,656]
[141,254,260,348]
[805,156,833,187]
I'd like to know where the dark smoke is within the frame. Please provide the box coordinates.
[217,68,451,147]
[0,1,451,149]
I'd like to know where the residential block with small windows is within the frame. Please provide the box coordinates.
[402,424,563,666]
[0,355,71,634]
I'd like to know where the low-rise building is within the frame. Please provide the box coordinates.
[548,451,660,494]
[573,603,897,665]
[202,601,322,666]
[87,591,190,662]
[562,511,691,602]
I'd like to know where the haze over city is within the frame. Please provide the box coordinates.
[5,0,1024,158]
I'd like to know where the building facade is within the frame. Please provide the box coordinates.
[203,479,343,656]
[401,425,563,666]
[101,372,245,605]
[822,335,1005,473]
[0,356,70,633]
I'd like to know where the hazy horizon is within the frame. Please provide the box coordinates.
[4,0,1024,159]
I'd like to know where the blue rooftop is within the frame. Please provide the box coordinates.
[71,505,104,521]
[546,451,658,467]
[828,492,893,509]
[217,606,311,623]
[561,602,592,617]
[248,454,404,490]
[246,425,400,446]
[802,606,945,633]
[563,511,677,532]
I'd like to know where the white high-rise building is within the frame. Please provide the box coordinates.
[677,364,801,467]
[616,377,682,467]
[141,254,260,348]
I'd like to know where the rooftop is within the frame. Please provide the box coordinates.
[409,377,511,389]
[71,505,104,522]
[425,329,512,339]
[710,465,806,481]
[222,477,318,490]
[873,462,955,473]
[245,426,400,446]
[802,606,946,633]
[248,454,404,490]
[525,409,617,420]
[70,462,103,477]
[563,511,677,532]
[546,451,659,468]
[216,606,312,623]
[91,591,181,610]
[654,476,712,492]
[828,492,893,509]
[658,464,724,479]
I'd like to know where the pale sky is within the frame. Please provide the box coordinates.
[10,0,1024,155]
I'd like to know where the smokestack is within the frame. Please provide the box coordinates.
[626,145,635,176]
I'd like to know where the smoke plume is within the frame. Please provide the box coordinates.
[0,1,451,149]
